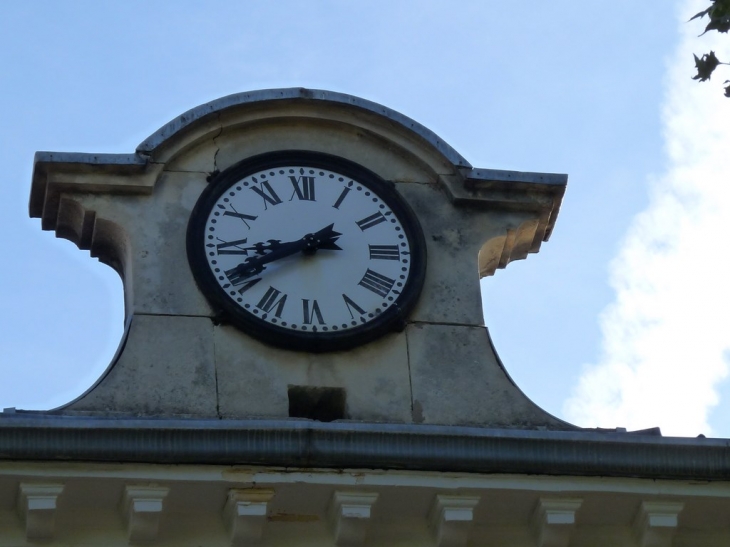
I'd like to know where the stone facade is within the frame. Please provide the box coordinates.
[28,89,568,429]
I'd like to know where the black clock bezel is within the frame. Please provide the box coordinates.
[186,150,426,353]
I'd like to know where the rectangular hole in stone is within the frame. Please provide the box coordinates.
[288,386,346,422]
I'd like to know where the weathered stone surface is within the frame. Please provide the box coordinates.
[34,90,567,428]
[428,495,480,547]
[152,112,222,172]
[213,117,438,183]
[17,483,64,542]
[73,171,213,317]
[406,323,566,428]
[163,134,219,174]
[327,491,379,546]
[396,181,536,327]
[122,485,169,544]
[215,324,411,422]
[64,314,217,417]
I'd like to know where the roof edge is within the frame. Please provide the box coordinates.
[463,167,568,186]
[0,415,727,480]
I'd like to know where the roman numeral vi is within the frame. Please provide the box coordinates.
[302,299,325,324]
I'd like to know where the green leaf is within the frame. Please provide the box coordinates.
[692,51,722,81]
[691,0,730,34]
[689,7,712,22]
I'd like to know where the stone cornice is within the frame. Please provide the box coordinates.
[29,89,567,253]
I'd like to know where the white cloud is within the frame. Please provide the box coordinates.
[564,0,730,437]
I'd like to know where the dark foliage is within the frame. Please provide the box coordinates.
[690,0,730,96]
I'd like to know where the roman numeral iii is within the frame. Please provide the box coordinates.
[368,244,400,260]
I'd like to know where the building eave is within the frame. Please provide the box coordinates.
[1,414,727,480]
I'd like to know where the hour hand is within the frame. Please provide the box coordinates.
[302,223,342,254]
[226,224,342,283]
[225,259,264,285]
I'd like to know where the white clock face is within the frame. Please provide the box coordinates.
[187,153,425,351]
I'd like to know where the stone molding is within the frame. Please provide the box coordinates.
[16,483,64,542]
[29,89,565,263]
[224,488,275,546]
[121,484,169,544]
[428,494,480,547]
[0,465,727,546]
[530,498,583,547]
[632,501,684,547]
[327,491,379,546]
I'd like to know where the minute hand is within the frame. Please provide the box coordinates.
[227,224,342,283]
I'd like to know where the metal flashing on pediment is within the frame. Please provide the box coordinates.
[463,168,568,187]
[0,415,728,481]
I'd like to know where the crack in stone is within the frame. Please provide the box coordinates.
[404,324,415,420]
[407,319,483,328]
[212,112,223,173]
[160,169,210,174]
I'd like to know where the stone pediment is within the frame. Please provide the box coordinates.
[29,88,569,429]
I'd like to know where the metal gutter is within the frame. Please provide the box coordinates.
[1,415,728,480]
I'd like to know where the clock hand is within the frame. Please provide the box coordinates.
[233,226,340,257]
[227,224,342,284]
[233,239,284,256]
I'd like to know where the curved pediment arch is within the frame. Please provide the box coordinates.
[137,88,471,172]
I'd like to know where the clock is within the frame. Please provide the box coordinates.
[186,151,426,352]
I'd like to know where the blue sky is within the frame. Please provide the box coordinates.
[2,1,728,437]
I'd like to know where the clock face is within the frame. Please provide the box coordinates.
[186,151,426,352]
